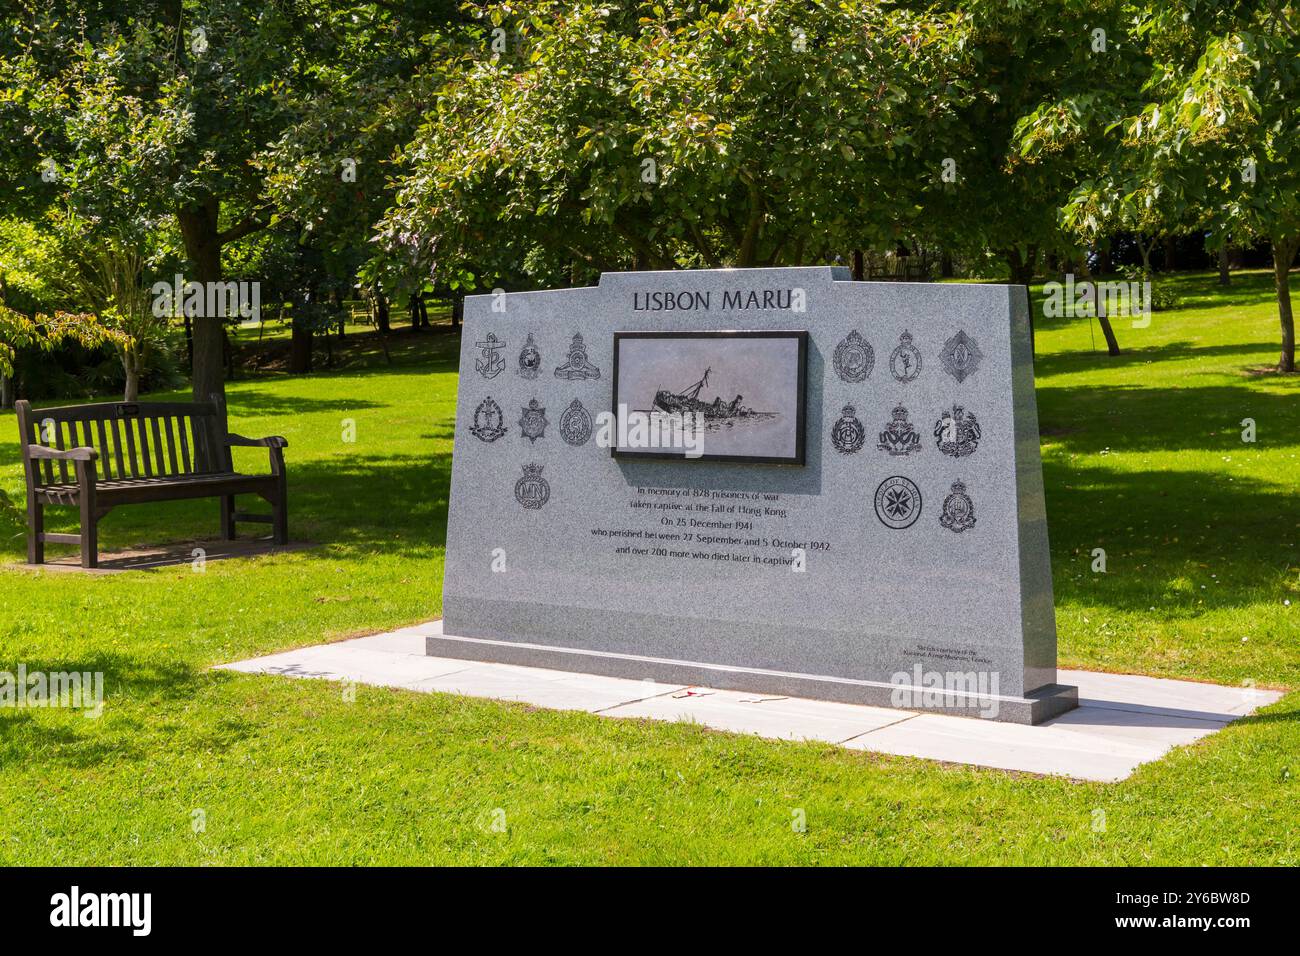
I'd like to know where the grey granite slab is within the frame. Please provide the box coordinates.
[436,267,1076,723]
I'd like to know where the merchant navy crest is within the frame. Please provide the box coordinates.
[934,404,981,458]
[517,332,542,379]
[877,403,921,456]
[939,330,983,383]
[830,405,865,454]
[940,480,976,533]
[889,330,922,383]
[518,398,549,443]
[474,332,506,379]
[559,398,593,446]
[554,332,601,380]
[874,476,922,529]
[469,396,508,442]
[832,329,875,383]
[514,463,550,509]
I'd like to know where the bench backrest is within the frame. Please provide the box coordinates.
[15,397,231,487]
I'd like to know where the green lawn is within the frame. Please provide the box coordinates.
[1,272,1296,865]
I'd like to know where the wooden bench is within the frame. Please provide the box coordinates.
[15,395,288,569]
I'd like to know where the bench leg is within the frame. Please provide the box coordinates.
[272,485,288,546]
[220,495,237,541]
[27,500,44,565]
[79,494,98,570]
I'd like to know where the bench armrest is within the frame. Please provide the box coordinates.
[28,444,98,462]
[226,434,288,449]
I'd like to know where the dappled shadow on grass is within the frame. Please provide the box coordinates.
[1045,456,1297,614]
[1037,381,1300,454]
[221,387,386,417]
[1034,341,1283,378]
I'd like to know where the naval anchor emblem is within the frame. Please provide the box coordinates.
[940,480,976,533]
[934,405,981,458]
[475,332,506,379]
[515,463,551,509]
[939,330,983,383]
[874,476,922,529]
[832,330,875,383]
[469,396,508,442]
[518,399,549,443]
[559,398,593,446]
[877,403,921,456]
[889,330,922,383]
[518,332,542,379]
[830,405,865,454]
[554,332,601,380]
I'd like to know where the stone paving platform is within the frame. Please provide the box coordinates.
[217,620,1284,782]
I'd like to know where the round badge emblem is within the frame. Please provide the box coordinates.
[515,463,550,509]
[830,405,866,454]
[518,332,542,379]
[559,398,593,446]
[889,330,922,383]
[940,480,976,533]
[832,330,875,383]
[874,476,922,529]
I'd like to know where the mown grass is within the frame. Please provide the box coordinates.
[0,271,1296,865]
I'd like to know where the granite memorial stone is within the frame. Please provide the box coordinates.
[432,266,1077,724]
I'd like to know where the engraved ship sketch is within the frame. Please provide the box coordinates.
[651,368,773,423]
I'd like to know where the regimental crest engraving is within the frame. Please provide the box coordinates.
[877,403,921,456]
[475,332,506,379]
[830,405,865,454]
[554,332,601,380]
[889,330,922,383]
[559,398,593,446]
[874,475,922,529]
[514,463,550,509]
[518,398,549,443]
[517,332,542,379]
[939,330,983,383]
[934,405,981,458]
[940,479,976,533]
[469,396,508,442]
[832,329,875,383]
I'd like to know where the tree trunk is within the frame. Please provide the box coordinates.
[123,349,140,402]
[177,201,227,404]
[852,249,865,282]
[1273,237,1298,373]
[1096,244,1112,277]
[289,322,313,373]
[1096,313,1121,356]
[1004,246,1038,287]
[0,374,11,409]
[375,292,390,333]
[409,293,421,329]
[1162,235,1177,272]
[1218,242,1231,286]
[940,250,954,278]
[451,296,463,330]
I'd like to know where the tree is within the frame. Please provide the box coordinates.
[378,0,971,288]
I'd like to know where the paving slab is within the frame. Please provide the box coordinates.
[218,622,1287,782]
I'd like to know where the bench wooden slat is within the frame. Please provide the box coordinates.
[95,418,112,480]
[137,416,153,478]
[177,415,193,473]
[163,416,180,474]
[52,419,70,485]
[123,414,139,477]
[150,416,166,475]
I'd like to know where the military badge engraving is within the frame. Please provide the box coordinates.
[934,404,981,458]
[514,463,550,509]
[554,332,601,380]
[830,405,865,454]
[888,330,922,383]
[517,332,542,379]
[940,479,976,533]
[939,330,983,383]
[877,403,921,456]
[518,398,549,444]
[832,329,875,383]
[469,396,508,442]
[559,398,593,446]
[474,332,506,379]
[874,476,922,529]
